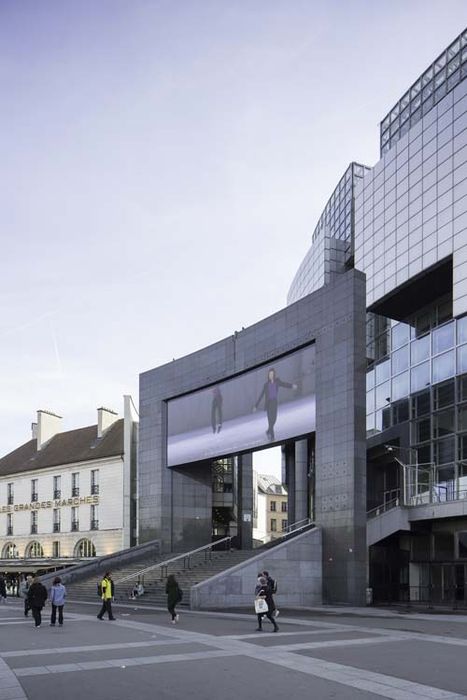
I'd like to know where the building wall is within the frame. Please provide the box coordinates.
[0,457,124,558]
[139,269,367,604]
[191,526,322,609]
[354,76,467,318]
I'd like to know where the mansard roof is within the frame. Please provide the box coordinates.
[0,420,124,477]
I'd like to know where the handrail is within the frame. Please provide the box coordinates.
[255,517,314,548]
[367,497,400,519]
[287,517,312,532]
[115,536,233,585]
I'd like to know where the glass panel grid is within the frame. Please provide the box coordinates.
[379,28,465,154]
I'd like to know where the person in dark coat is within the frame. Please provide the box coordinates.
[262,570,279,617]
[211,386,223,433]
[27,576,48,628]
[254,368,297,441]
[165,574,182,624]
[255,575,279,632]
[0,575,7,604]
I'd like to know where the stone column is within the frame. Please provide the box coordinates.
[283,443,296,527]
[314,272,367,605]
[294,439,309,524]
[237,453,253,549]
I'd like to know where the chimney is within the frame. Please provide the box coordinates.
[31,422,38,440]
[37,410,62,450]
[97,407,118,437]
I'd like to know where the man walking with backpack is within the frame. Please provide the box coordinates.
[97,572,116,620]
[263,570,279,617]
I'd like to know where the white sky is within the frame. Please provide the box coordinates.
[2,1,467,459]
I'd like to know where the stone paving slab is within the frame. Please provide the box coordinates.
[299,638,467,697]
[3,603,467,700]
[17,654,385,700]
[7,641,215,669]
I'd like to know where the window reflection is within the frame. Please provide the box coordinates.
[432,350,455,384]
[392,372,409,401]
[411,335,430,364]
[411,361,430,392]
[375,359,390,384]
[432,322,455,355]
[392,346,409,374]
[375,381,391,409]
[366,389,375,413]
[458,317,467,345]
[392,323,410,349]
[458,346,467,374]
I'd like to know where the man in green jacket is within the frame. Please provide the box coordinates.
[97,572,116,620]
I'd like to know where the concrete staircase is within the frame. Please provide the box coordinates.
[66,549,257,608]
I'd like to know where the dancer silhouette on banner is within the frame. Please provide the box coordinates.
[254,368,297,441]
[211,386,223,433]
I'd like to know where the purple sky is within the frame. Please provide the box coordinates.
[2,1,467,458]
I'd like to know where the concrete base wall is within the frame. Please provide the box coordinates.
[190,527,322,609]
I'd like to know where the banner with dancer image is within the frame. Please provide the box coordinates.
[167,344,315,466]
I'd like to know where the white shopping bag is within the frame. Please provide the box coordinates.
[254,598,269,614]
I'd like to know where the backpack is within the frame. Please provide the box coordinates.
[97,581,102,596]
[176,586,183,603]
[269,577,278,594]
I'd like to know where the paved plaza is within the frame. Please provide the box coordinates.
[1,600,467,700]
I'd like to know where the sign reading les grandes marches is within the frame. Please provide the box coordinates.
[0,495,99,514]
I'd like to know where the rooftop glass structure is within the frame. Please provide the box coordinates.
[380,27,467,155]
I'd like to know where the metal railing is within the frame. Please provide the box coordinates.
[254,517,315,547]
[367,496,400,520]
[368,459,467,518]
[115,536,233,585]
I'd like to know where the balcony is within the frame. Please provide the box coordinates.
[31,493,38,502]
[72,487,80,497]
[91,484,99,495]
[6,527,13,536]
[30,524,37,534]
[53,523,61,533]
[54,490,61,499]
[71,521,79,532]
[90,520,99,530]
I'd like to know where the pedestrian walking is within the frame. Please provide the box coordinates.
[254,575,279,632]
[0,575,7,604]
[262,570,279,617]
[97,572,116,620]
[165,574,182,624]
[19,575,31,616]
[27,576,48,628]
[49,576,66,626]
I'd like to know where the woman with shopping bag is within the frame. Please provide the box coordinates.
[254,575,279,632]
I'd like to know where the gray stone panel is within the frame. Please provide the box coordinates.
[139,269,367,603]
[191,527,323,609]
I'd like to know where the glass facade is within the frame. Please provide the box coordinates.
[287,27,467,604]
[288,162,370,303]
[380,29,467,155]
